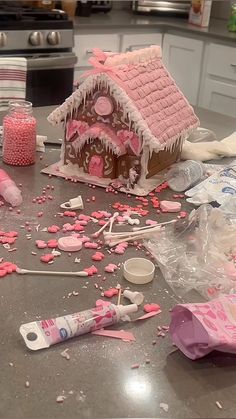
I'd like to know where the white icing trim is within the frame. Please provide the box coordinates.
[73,130,123,156]
[104,45,162,67]
[48,73,199,153]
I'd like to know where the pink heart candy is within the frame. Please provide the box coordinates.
[35,240,47,249]
[73,224,84,232]
[78,214,91,221]
[144,303,161,313]
[47,225,60,233]
[79,220,87,226]
[91,211,104,219]
[114,246,125,255]
[98,220,107,226]
[105,263,118,273]
[47,239,58,248]
[104,288,119,298]
[5,231,18,238]
[92,251,105,261]
[64,211,76,217]
[84,242,98,249]
[40,253,55,263]
[84,265,98,276]
[80,235,90,243]
[63,223,74,232]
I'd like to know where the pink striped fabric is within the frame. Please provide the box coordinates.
[0,57,27,110]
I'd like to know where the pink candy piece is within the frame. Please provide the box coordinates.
[78,220,87,226]
[64,211,77,217]
[116,216,125,223]
[40,253,55,263]
[0,237,16,244]
[92,251,105,261]
[78,214,90,221]
[160,200,181,213]
[47,239,58,248]
[179,211,187,218]
[5,231,18,238]
[84,265,98,276]
[115,246,125,255]
[144,303,161,313]
[47,225,60,233]
[105,263,118,273]
[0,261,17,274]
[58,236,83,252]
[84,241,98,249]
[104,288,119,298]
[73,223,84,232]
[91,211,104,219]
[80,235,90,243]
[35,240,47,249]
[98,220,107,226]
[63,223,75,232]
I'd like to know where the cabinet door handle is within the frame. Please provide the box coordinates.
[86,49,112,54]
[230,64,236,68]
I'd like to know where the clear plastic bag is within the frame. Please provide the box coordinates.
[145,205,236,300]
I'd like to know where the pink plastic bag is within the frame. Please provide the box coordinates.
[169,294,236,360]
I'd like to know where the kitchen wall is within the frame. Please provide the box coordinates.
[211,1,231,20]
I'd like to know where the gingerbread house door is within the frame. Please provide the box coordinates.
[88,155,104,178]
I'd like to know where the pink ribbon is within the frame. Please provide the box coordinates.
[80,49,121,79]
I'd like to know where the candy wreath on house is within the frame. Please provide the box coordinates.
[46,46,199,195]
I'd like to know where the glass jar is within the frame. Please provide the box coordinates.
[3,101,36,166]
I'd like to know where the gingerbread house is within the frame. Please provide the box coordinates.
[47,46,199,194]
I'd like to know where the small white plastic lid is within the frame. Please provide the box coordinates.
[123,258,155,284]
[123,290,144,305]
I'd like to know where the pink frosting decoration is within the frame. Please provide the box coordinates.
[94,96,113,116]
[117,130,141,156]
[66,120,89,141]
[89,155,104,178]
[80,123,126,156]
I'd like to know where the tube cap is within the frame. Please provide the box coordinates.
[117,304,138,317]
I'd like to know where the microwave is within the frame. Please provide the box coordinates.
[132,1,191,15]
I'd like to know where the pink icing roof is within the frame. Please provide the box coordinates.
[105,53,199,146]
[48,46,199,148]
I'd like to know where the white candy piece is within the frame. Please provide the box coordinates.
[123,290,144,305]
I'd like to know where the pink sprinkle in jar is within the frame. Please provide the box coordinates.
[3,100,36,166]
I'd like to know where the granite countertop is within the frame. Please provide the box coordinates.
[73,9,236,43]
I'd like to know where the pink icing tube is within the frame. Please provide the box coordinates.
[19,303,138,350]
[0,169,22,206]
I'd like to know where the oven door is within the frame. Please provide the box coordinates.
[26,52,77,107]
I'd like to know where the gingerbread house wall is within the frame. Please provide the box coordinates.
[64,88,143,180]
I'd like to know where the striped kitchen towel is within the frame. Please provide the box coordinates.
[0,57,27,111]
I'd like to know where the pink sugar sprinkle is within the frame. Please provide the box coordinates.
[131,364,139,369]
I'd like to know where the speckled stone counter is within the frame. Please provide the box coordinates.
[0,108,236,418]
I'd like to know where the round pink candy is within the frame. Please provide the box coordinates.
[58,236,82,252]
[94,96,113,116]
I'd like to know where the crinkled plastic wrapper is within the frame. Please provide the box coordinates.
[144,204,236,300]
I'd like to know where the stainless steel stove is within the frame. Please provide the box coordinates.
[0,4,77,106]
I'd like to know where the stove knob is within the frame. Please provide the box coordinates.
[29,31,43,47]
[0,32,7,47]
[47,31,61,46]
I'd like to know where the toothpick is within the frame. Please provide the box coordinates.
[16,268,88,277]
[108,212,119,233]
[117,284,122,305]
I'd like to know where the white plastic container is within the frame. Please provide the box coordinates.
[167,160,204,192]
[123,258,155,284]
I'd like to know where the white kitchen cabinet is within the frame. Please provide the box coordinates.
[163,34,203,106]
[121,33,162,52]
[199,43,236,118]
[74,33,120,67]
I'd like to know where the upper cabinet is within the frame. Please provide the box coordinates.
[121,33,162,52]
[199,43,236,118]
[162,34,203,106]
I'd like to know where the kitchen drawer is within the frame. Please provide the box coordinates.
[121,33,162,52]
[74,34,120,67]
[199,79,236,118]
[206,43,236,82]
